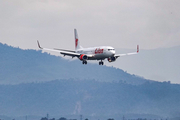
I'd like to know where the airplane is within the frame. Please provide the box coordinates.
[37,29,139,65]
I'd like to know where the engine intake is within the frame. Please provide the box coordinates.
[79,54,88,61]
[107,57,116,62]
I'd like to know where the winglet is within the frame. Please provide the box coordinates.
[137,45,139,53]
[37,40,43,49]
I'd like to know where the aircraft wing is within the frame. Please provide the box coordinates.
[115,45,139,58]
[37,41,81,58]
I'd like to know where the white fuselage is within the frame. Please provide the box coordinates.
[76,46,115,60]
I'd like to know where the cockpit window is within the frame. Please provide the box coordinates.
[108,49,115,51]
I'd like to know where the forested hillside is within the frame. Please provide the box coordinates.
[0,80,179,119]
[0,43,180,119]
[0,43,147,85]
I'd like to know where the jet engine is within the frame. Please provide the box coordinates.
[107,57,116,62]
[79,54,88,61]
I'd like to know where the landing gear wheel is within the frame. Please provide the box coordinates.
[82,61,87,65]
[99,61,104,65]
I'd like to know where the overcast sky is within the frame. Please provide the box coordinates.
[0,0,180,83]
[0,0,180,50]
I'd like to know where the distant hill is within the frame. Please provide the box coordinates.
[0,80,180,119]
[0,43,148,85]
[0,43,180,119]
[110,46,180,83]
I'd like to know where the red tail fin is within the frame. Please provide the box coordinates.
[137,45,139,53]
[74,29,83,50]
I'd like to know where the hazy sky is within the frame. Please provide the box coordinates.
[0,0,180,50]
[0,0,180,83]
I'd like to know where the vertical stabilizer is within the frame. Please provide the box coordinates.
[74,29,83,50]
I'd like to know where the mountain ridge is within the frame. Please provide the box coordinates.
[0,42,149,85]
[111,46,180,83]
[0,79,180,119]
[0,43,180,119]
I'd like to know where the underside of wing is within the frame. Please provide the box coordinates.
[60,51,80,57]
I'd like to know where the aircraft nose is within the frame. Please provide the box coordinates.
[111,51,115,55]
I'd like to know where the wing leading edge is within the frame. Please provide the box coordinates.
[37,40,81,57]
[115,45,139,58]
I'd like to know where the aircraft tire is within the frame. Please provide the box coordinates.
[83,61,87,65]
[99,61,103,65]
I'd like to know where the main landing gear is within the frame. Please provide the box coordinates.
[82,60,104,65]
[99,60,104,65]
[82,61,87,65]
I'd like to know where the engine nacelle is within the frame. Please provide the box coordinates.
[107,57,116,62]
[79,54,88,61]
